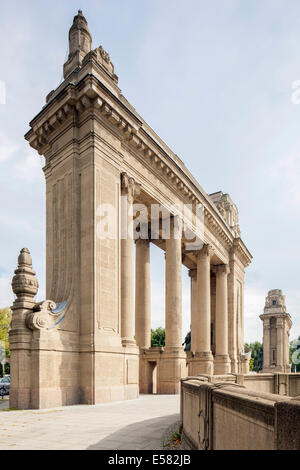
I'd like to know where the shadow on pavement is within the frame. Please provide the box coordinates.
[87,413,180,450]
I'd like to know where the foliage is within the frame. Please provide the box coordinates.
[290,336,300,372]
[244,341,263,371]
[249,357,254,372]
[151,327,165,347]
[0,308,12,359]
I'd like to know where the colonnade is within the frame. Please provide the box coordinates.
[120,181,232,381]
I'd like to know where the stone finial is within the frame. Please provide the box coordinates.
[63,10,92,79]
[11,248,39,302]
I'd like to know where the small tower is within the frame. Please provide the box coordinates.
[260,289,292,373]
[63,10,92,79]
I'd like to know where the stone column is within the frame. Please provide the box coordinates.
[214,264,231,374]
[189,244,214,375]
[121,173,140,346]
[189,269,197,351]
[135,239,151,349]
[262,318,270,370]
[276,318,284,370]
[165,217,182,350]
[159,216,186,394]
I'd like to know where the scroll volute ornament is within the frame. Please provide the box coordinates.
[121,172,141,203]
[12,248,39,302]
[26,300,56,331]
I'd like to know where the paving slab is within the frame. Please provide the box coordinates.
[0,394,180,450]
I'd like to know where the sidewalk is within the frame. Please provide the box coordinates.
[0,394,180,450]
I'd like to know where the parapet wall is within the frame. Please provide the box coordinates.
[180,376,300,450]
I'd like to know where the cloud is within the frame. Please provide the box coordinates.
[0,132,18,163]
[271,154,300,207]
[13,152,43,183]
[244,285,266,343]
[0,276,14,308]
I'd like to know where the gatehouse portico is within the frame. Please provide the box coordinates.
[9,11,252,409]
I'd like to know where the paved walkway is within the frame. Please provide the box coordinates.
[0,395,180,450]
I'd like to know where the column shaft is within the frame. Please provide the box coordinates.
[121,174,140,346]
[263,320,270,369]
[214,264,231,374]
[197,247,212,352]
[190,269,197,351]
[165,232,182,349]
[276,319,284,369]
[160,216,186,394]
[135,239,151,349]
[188,245,213,375]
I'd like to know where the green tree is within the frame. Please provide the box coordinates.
[244,341,263,371]
[151,327,165,347]
[290,336,300,372]
[249,357,254,372]
[0,308,12,358]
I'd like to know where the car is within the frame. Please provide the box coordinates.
[0,376,10,396]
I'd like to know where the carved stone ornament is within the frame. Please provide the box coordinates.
[197,244,214,259]
[11,248,39,302]
[82,45,119,83]
[26,300,56,330]
[121,172,141,202]
[210,192,241,237]
[26,300,67,331]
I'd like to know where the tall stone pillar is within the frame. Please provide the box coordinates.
[189,268,197,351]
[262,318,271,369]
[135,239,151,349]
[121,173,140,346]
[165,218,182,350]
[189,244,214,375]
[227,257,238,373]
[214,264,231,374]
[159,216,186,394]
[276,318,284,369]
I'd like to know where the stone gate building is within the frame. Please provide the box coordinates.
[260,289,292,373]
[9,11,252,409]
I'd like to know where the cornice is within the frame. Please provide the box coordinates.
[25,73,252,266]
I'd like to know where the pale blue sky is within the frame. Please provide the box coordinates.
[0,0,300,342]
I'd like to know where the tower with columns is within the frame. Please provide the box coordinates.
[9,11,252,409]
[260,290,292,373]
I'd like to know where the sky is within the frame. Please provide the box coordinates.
[0,0,300,343]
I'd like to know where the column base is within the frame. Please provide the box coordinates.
[188,352,214,375]
[122,338,137,347]
[158,347,187,394]
[214,354,231,375]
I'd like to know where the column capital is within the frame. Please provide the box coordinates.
[135,238,150,246]
[213,264,230,276]
[121,172,141,202]
[188,268,197,279]
[197,243,214,259]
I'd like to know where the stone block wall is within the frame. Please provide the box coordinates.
[180,377,300,450]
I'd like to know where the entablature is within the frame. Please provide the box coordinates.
[25,72,252,269]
